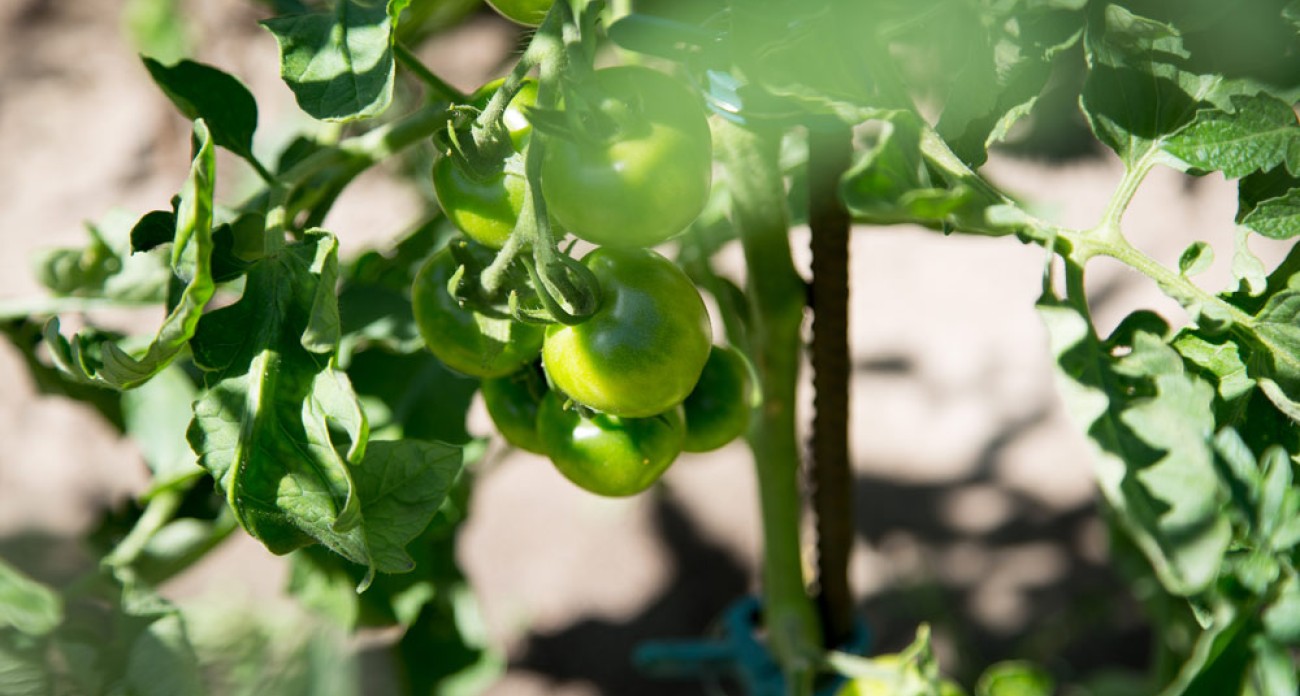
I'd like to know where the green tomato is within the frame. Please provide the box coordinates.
[542,247,711,418]
[411,244,544,378]
[537,391,684,497]
[540,65,712,248]
[486,0,553,26]
[432,80,538,249]
[481,365,548,454]
[682,345,754,452]
[432,155,526,250]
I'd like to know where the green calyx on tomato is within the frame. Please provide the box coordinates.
[682,344,755,452]
[486,0,554,26]
[481,363,548,454]
[433,79,538,249]
[537,391,684,497]
[540,65,713,248]
[412,243,544,378]
[542,247,712,418]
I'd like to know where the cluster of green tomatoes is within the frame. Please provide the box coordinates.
[411,56,754,497]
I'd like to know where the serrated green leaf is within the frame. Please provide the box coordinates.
[1173,332,1255,411]
[143,58,260,164]
[262,0,411,122]
[1117,335,1232,594]
[1164,93,1300,179]
[1248,290,1300,422]
[45,121,218,390]
[351,440,460,578]
[1038,286,1229,595]
[1080,5,1241,169]
[0,559,61,636]
[936,2,1083,166]
[1242,188,1300,240]
[188,232,369,566]
[188,231,456,587]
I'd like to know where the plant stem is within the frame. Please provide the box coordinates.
[103,488,184,569]
[807,119,856,648]
[1093,233,1256,328]
[1100,152,1158,234]
[714,118,823,691]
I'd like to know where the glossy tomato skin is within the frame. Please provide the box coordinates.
[432,80,538,249]
[682,345,754,452]
[481,366,548,454]
[486,0,553,26]
[542,247,711,418]
[540,66,712,248]
[412,245,544,378]
[432,158,525,249]
[537,391,685,497]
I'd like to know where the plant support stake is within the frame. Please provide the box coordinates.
[807,120,855,647]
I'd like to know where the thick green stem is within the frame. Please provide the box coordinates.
[715,118,822,691]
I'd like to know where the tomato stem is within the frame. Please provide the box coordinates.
[715,118,823,689]
[103,488,185,570]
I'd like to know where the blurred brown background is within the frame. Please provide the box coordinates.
[1,1,1286,693]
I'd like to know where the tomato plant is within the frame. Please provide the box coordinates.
[5,1,1300,695]
[536,391,685,496]
[541,246,712,418]
[539,65,713,248]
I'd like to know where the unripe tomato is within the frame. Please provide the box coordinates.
[486,0,554,26]
[411,245,543,378]
[481,365,548,454]
[682,345,754,452]
[432,80,538,249]
[537,392,685,497]
[542,247,711,418]
[540,65,712,248]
